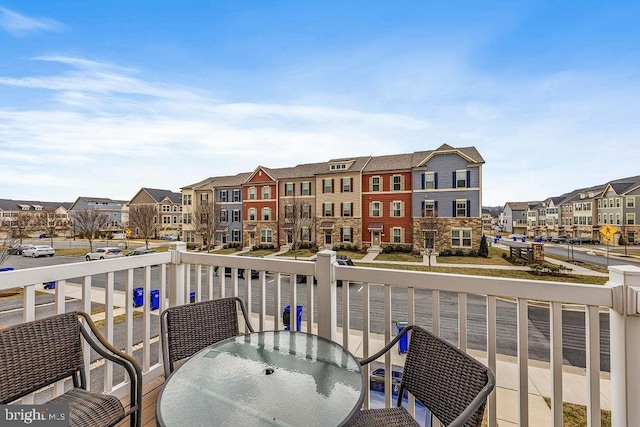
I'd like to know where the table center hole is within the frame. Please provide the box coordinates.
[264,368,275,375]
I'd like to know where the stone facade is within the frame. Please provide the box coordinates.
[411,217,483,253]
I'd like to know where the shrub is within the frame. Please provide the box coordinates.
[478,235,489,257]
[467,249,478,257]
[439,249,453,257]
[454,249,465,257]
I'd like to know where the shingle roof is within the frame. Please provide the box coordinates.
[0,199,72,211]
[143,188,182,204]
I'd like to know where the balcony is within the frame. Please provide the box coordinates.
[2,242,640,426]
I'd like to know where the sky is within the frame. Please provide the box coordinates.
[1,1,639,206]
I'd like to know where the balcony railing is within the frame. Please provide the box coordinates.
[2,241,640,426]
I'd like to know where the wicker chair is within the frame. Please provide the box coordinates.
[0,311,142,427]
[160,297,254,377]
[351,325,495,427]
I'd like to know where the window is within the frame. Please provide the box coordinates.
[627,197,636,208]
[232,209,240,222]
[456,170,468,188]
[248,208,256,221]
[163,216,171,224]
[285,183,294,196]
[183,213,192,224]
[342,227,352,243]
[302,204,311,218]
[616,213,621,224]
[301,227,310,241]
[392,201,402,217]
[162,205,170,212]
[451,229,472,248]
[260,229,272,244]
[183,194,192,205]
[609,198,614,208]
[232,229,240,242]
[248,187,256,200]
[341,178,352,193]
[262,208,271,221]
[371,202,381,217]
[392,175,402,191]
[609,213,614,224]
[219,190,227,202]
[342,202,352,217]
[262,186,271,199]
[221,209,228,222]
[423,200,435,217]
[200,193,209,203]
[602,198,608,208]
[285,204,294,219]
[392,228,402,243]
[324,202,333,217]
[627,213,636,225]
[233,189,240,202]
[323,179,333,193]
[371,176,380,191]
[301,182,311,196]
[424,172,435,189]
[616,198,621,208]
[456,199,467,217]
[184,231,195,243]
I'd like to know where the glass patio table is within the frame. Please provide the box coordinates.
[156,330,365,426]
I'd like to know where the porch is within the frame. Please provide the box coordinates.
[2,242,639,426]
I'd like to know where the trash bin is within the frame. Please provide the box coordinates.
[521,237,526,242]
[190,291,196,303]
[283,305,303,331]
[43,281,56,289]
[0,267,14,272]
[133,287,144,307]
[150,289,160,310]
[396,321,409,354]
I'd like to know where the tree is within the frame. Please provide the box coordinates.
[11,212,34,242]
[193,200,221,252]
[128,204,158,249]
[479,235,489,257]
[0,225,17,267]
[279,195,315,256]
[418,206,446,272]
[41,207,71,246]
[71,209,109,251]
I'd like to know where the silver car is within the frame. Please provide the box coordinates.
[85,247,124,261]
[22,245,55,258]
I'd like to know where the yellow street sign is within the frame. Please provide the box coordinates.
[126,228,132,236]
[602,235,614,243]
[599,225,617,238]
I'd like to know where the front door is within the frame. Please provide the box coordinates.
[424,231,435,250]
[372,231,380,246]
[324,230,332,246]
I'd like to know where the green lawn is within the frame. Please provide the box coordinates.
[433,247,512,265]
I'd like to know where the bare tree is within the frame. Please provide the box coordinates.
[279,196,315,255]
[193,200,221,252]
[128,204,158,249]
[71,209,109,252]
[11,212,34,243]
[41,208,70,246]
[419,207,446,272]
[0,224,18,267]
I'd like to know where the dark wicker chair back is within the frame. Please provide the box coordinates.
[160,297,254,377]
[354,325,495,427]
[0,311,142,427]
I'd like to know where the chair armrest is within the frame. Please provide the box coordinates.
[359,325,414,365]
[235,297,255,333]
[77,311,143,426]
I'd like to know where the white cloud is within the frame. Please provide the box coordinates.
[0,7,63,36]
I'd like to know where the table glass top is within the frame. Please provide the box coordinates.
[158,330,364,426]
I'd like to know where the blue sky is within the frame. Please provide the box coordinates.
[1,1,638,206]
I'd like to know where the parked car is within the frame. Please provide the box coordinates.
[8,243,35,255]
[85,247,124,261]
[160,234,178,241]
[214,265,259,280]
[22,245,55,258]
[126,249,157,256]
[296,255,353,286]
[369,368,403,394]
[569,237,600,245]
[38,233,51,239]
[551,235,569,243]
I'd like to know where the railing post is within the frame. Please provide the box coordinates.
[168,242,187,308]
[607,265,640,427]
[315,250,337,342]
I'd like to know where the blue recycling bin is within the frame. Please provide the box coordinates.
[0,267,14,272]
[190,291,196,303]
[133,287,144,307]
[396,321,409,354]
[43,281,56,289]
[283,305,303,331]
[521,237,526,242]
[150,289,160,310]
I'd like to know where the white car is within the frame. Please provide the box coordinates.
[22,245,55,258]
[85,247,124,261]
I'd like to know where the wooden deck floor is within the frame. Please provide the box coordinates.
[116,376,164,427]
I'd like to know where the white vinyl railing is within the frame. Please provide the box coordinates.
[2,242,640,426]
